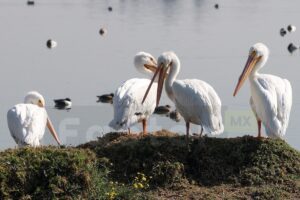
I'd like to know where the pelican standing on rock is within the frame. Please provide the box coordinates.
[7,91,61,147]
[233,43,292,138]
[109,52,158,135]
[143,51,224,138]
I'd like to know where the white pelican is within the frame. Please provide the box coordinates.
[7,91,61,147]
[233,43,292,138]
[142,51,224,138]
[109,52,158,135]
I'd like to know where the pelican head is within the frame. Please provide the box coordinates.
[249,43,269,69]
[134,52,157,75]
[233,43,269,96]
[24,91,45,107]
[157,51,177,67]
[142,51,178,106]
[24,91,61,145]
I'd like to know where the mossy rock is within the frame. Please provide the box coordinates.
[1,131,299,199]
[188,136,300,186]
[151,161,185,186]
[0,147,97,199]
[81,131,300,188]
[80,130,189,186]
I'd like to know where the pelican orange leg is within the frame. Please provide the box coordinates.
[142,119,147,136]
[186,122,190,140]
[257,120,262,138]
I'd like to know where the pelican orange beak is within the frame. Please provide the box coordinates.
[38,99,45,107]
[142,63,168,106]
[233,51,261,96]
[144,59,158,73]
[38,99,61,145]
[47,117,61,145]
[144,64,157,73]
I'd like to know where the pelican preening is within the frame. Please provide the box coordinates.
[7,91,61,147]
[5,44,293,149]
[233,43,292,138]
[143,51,224,138]
[109,52,158,135]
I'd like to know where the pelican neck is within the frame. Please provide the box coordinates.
[165,56,180,101]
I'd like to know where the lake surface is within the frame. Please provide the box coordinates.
[0,0,299,150]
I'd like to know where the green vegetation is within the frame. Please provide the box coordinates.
[1,130,300,199]
[0,147,134,199]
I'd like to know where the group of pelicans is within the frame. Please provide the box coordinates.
[7,42,292,147]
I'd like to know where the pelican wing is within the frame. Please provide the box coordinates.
[250,97,259,120]
[172,79,224,135]
[7,104,48,146]
[253,74,292,137]
[109,78,156,130]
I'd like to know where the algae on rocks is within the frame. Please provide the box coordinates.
[0,147,134,199]
[81,131,300,187]
[1,130,300,199]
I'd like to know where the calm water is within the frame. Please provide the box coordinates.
[0,0,299,150]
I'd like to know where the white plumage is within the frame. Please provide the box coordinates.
[143,51,224,138]
[7,104,47,146]
[7,91,61,147]
[110,78,157,130]
[234,43,292,138]
[109,52,158,134]
[172,79,224,135]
